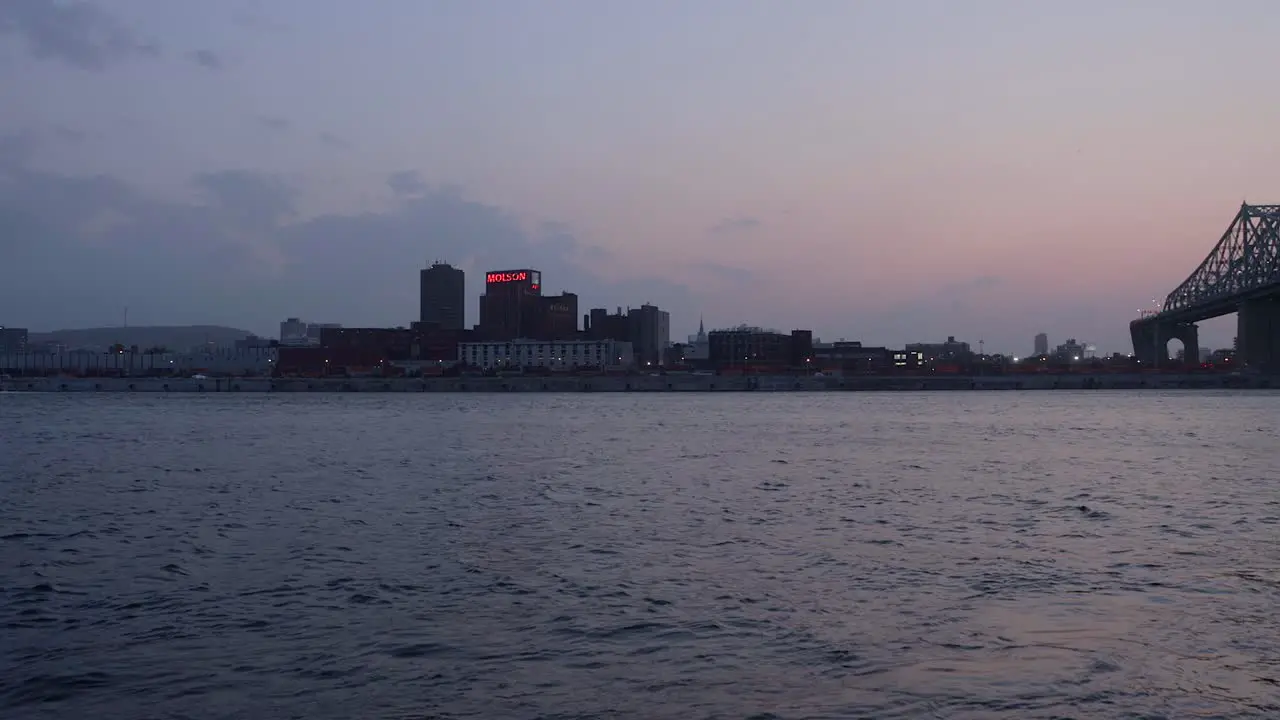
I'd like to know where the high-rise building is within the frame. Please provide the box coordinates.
[419,262,466,330]
[0,326,28,354]
[280,317,307,345]
[586,307,631,342]
[1034,333,1048,356]
[479,268,542,339]
[627,303,670,366]
[534,292,579,339]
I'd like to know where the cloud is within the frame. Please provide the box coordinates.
[318,132,351,149]
[188,49,222,70]
[0,0,160,70]
[574,244,613,265]
[255,115,291,132]
[708,216,762,236]
[0,157,697,333]
[49,124,85,144]
[692,261,757,285]
[386,170,426,197]
[0,131,40,169]
[232,8,288,33]
[194,170,296,226]
[0,126,85,165]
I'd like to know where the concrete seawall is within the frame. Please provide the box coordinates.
[1,374,1272,393]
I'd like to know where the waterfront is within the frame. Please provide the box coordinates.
[3,392,1279,719]
[1,372,1274,393]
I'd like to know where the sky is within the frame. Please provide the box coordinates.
[3,0,1279,355]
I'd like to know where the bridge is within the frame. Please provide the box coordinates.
[1131,203,1280,369]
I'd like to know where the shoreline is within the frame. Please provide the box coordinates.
[1,374,1273,393]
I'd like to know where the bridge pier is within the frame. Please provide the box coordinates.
[1134,203,1280,369]
[1237,297,1280,372]
[1131,319,1199,367]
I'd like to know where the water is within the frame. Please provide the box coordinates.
[2,391,1279,719]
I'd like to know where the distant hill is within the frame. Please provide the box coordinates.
[29,325,257,351]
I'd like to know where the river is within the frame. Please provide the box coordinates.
[2,391,1278,718]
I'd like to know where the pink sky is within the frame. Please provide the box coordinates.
[2,0,1276,353]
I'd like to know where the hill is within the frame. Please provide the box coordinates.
[30,325,257,351]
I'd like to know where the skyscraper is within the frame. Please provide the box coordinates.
[419,262,465,330]
[628,303,671,366]
[1034,333,1048,356]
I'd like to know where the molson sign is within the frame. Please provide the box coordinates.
[486,271,527,283]
[485,269,541,291]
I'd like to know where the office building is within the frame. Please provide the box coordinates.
[479,268,542,340]
[534,292,579,340]
[708,326,814,372]
[0,326,28,354]
[813,341,893,374]
[586,307,631,342]
[279,319,341,347]
[307,323,341,344]
[275,325,472,376]
[419,262,466,330]
[906,336,972,363]
[280,318,308,345]
[1052,338,1088,362]
[458,339,633,371]
[1034,333,1049,356]
[627,303,670,366]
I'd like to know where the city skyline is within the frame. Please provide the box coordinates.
[3,0,1274,352]
[14,246,1238,360]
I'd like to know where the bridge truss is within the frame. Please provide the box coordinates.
[1163,203,1280,313]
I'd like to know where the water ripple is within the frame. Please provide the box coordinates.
[1,391,1278,719]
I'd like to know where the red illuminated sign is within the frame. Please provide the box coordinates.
[486,271,528,284]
